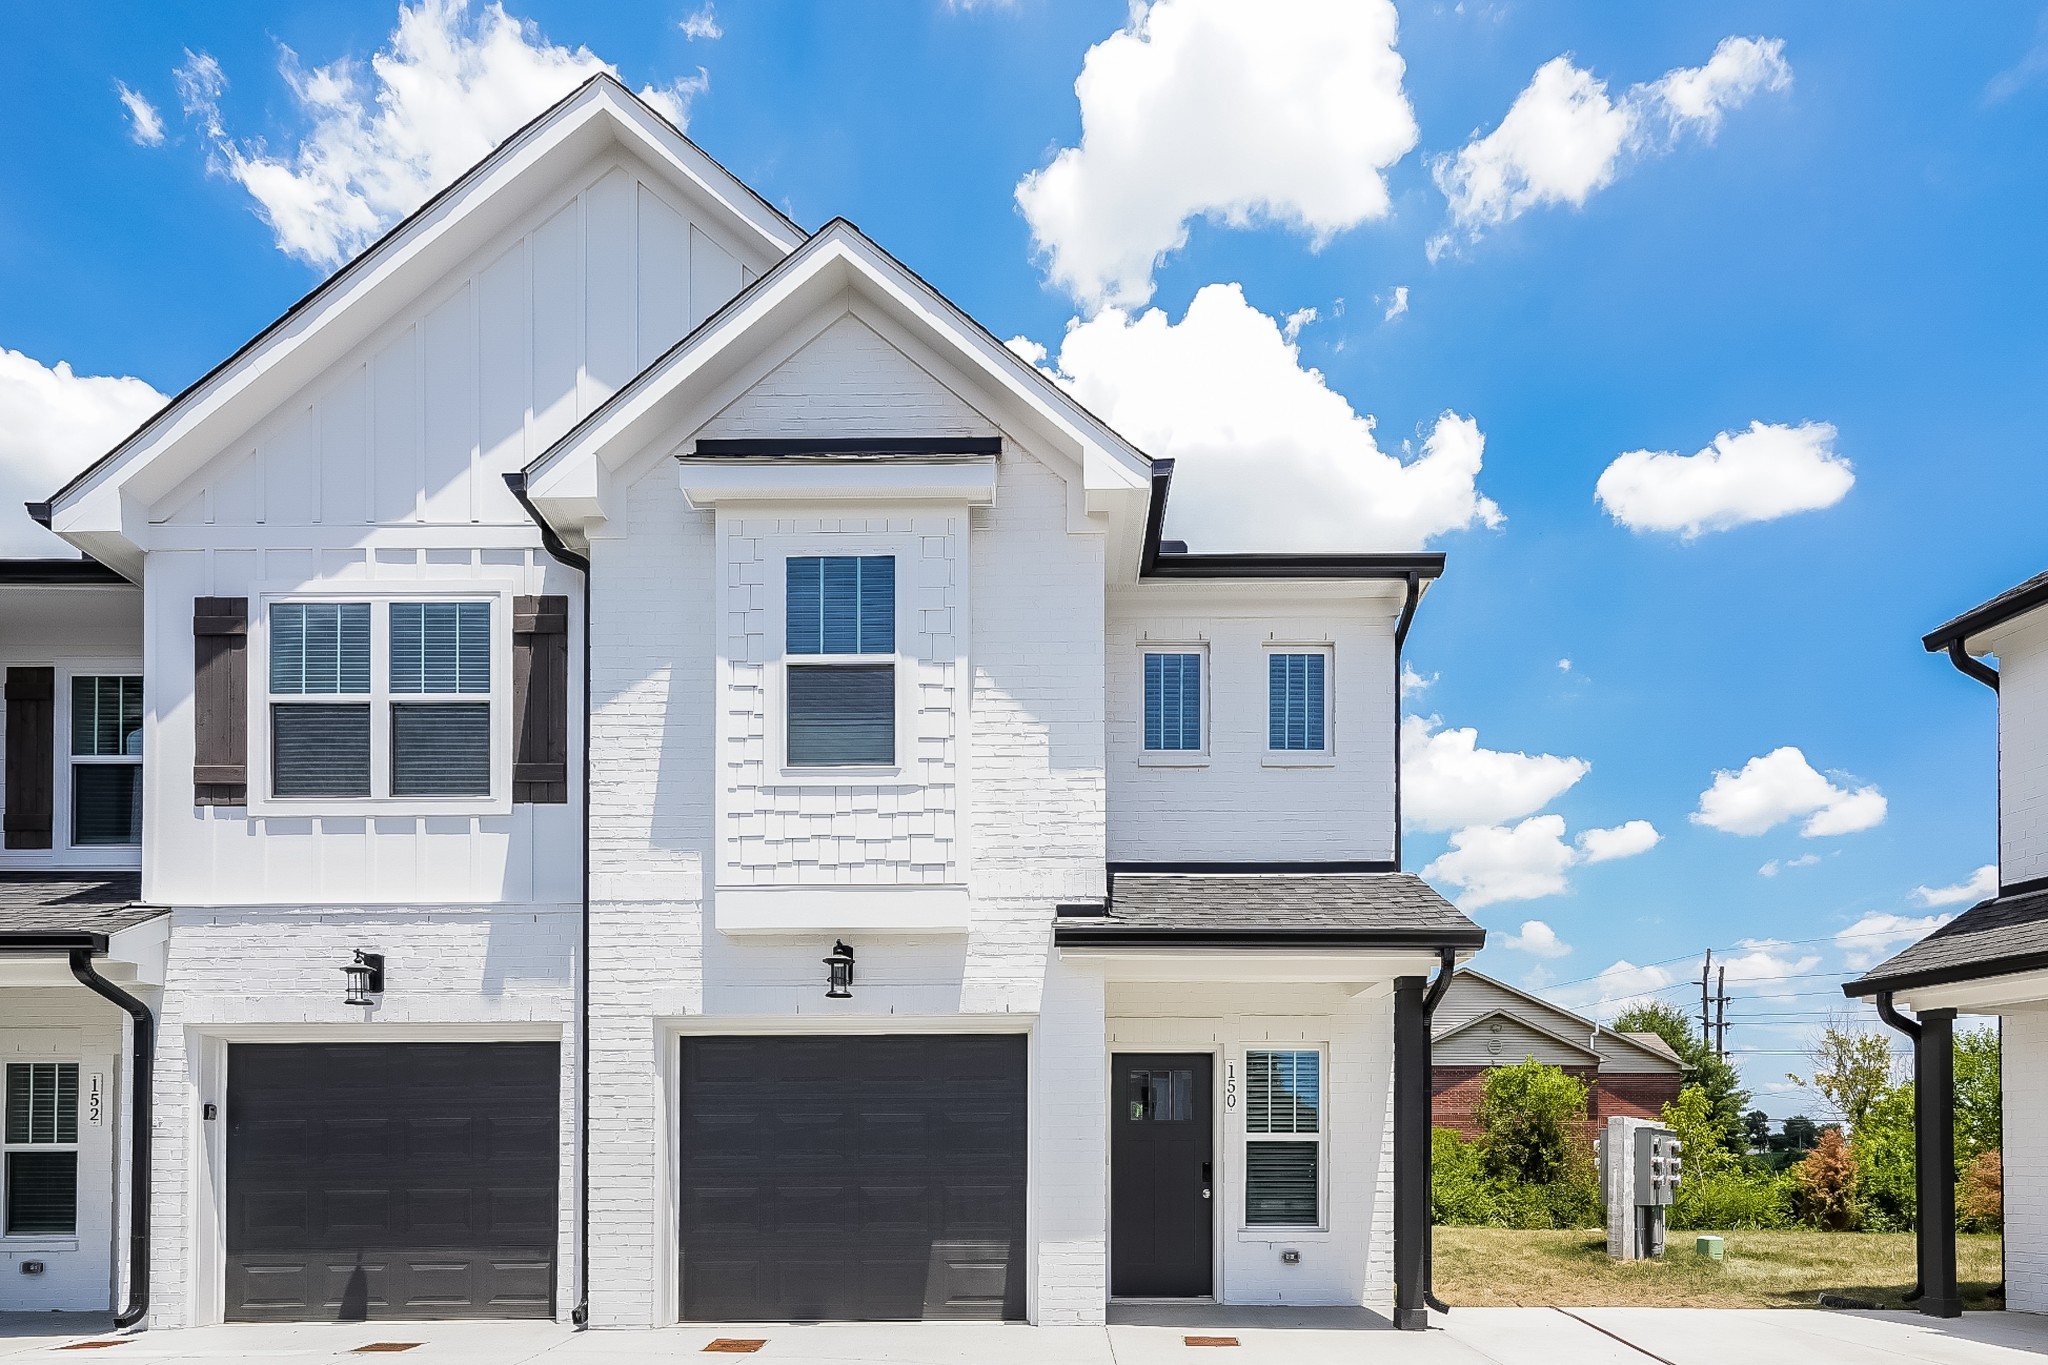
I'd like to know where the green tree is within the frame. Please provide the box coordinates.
[1954,1026,2001,1163]
[1779,1115,1820,1153]
[1851,1081,1917,1230]
[1476,1058,1592,1185]
[1743,1109,1771,1150]
[1788,1018,1896,1133]
[1612,1001,1751,1154]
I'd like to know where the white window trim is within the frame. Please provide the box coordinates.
[1262,643,1337,769]
[1137,643,1210,767]
[52,660,146,867]
[1238,1044,1329,1234]
[2,1059,81,1240]
[767,541,915,784]
[247,581,517,817]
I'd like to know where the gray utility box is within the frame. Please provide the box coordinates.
[1634,1127,1683,1207]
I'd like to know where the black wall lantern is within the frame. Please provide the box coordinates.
[341,950,385,1006]
[823,941,855,999]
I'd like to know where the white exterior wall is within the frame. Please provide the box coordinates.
[145,906,576,1328]
[2004,1011,2048,1312]
[1105,981,1395,1307]
[1996,616,2048,885]
[0,990,132,1312]
[1106,588,1397,864]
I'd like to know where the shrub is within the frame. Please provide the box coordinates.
[1795,1127,1861,1230]
[1852,1083,1916,1231]
[1670,1165,1795,1231]
[1478,1058,1591,1186]
[1431,1125,1601,1230]
[1959,1148,2003,1233]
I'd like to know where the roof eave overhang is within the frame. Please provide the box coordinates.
[1923,579,2048,657]
[1845,950,2048,1000]
[0,933,108,953]
[1052,926,1488,950]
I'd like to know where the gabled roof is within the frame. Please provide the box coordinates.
[519,217,1156,540]
[38,74,804,579]
[1443,968,1685,1070]
[1052,870,1483,949]
[1924,568,2048,655]
[1433,1007,1603,1062]
[1844,882,2048,997]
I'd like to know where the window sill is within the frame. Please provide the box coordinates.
[246,794,512,819]
[1235,1228,1331,1242]
[772,764,907,787]
[1137,751,1209,768]
[0,1236,80,1251]
[1261,752,1336,769]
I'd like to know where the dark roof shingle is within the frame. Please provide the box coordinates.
[0,872,159,941]
[1845,885,2048,995]
[1923,569,2048,651]
[1056,871,1483,947]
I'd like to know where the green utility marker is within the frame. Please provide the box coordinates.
[1696,1235,1725,1261]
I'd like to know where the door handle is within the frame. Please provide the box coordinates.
[1202,1161,1212,1198]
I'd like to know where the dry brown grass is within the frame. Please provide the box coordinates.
[1433,1227,2004,1309]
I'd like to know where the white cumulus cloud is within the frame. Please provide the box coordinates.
[1913,864,1997,907]
[1759,853,1821,877]
[174,0,709,269]
[0,350,166,556]
[1837,912,1954,971]
[1402,714,1588,832]
[1553,959,1679,1019]
[1016,0,1417,309]
[679,4,722,40]
[1036,284,1501,550]
[1692,746,1886,838]
[1431,37,1790,252]
[1595,420,1852,536]
[1717,937,1823,996]
[116,82,166,146]
[1425,816,1578,909]
[1503,919,1571,959]
[1577,819,1661,863]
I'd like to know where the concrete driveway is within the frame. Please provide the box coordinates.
[3,1307,2045,1363]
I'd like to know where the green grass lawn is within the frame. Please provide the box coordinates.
[1434,1227,2005,1309]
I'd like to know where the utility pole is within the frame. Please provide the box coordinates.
[1714,965,1729,1061]
[1700,950,1714,1051]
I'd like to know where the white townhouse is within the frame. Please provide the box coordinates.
[1847,568,2048,1319]
[0,76,1481,1333]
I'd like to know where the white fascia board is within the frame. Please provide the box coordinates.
[45,78,799,554]
[1060,946,1447,984]
[715,884,971,935]
[1894,966,2048,1016]
[679,456,997,508]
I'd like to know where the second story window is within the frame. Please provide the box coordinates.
[784,556,895,767]
[70,675,142,845]
[1143,651,1203,752]
[1268,652,1327,752]
[268,600,491,800]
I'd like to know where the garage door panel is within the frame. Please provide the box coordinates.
[678,1034,1025,1322]
[226,1043,559,1322]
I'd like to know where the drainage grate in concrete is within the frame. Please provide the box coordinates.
[703,1341,768,1354]
[1183,1337,1240,1348]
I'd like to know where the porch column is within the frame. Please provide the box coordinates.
[1392,974,1429,1330]
[1915,1007,1961,1318]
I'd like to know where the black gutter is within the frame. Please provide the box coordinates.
[1871,992,1961,1318]
[1134,460,1446,582]
[1942,639,2000,692]
[1051,927,1488,950]
[504,473,594,1329]
[1139,460,1173,577]
[1420,946,1455,1317]
[68,950,152,1330]
[692,437,1001,458]
[1107,859,1399,877]
[1393,570,1423,870]
[1923,572,2048,658]
[0,558,128,585]
[0,932,111,951]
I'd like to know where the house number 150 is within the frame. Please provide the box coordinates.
[1224,1060,1238,1110]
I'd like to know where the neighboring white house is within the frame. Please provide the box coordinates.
[1846,567,2048,1319]
[2,76,1481,1332]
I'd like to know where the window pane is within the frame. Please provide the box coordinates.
[270,603,370,695]
[5,1151,79,1235]
[787,556,894,656]
[1245,1050,1320,1134]
[73,765,142,845]
[1143,653,1202,751]
[1127,1068,1194,1122]
[1269,654,1326,751]
[1245,1142,1318,1226]
[391,703,491,796]
[272,704,372,796]
[391,602,491,694]
[4,1064,77,1145]
[787,664,894,765]
[71,676,142,757]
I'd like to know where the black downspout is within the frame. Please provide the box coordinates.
[1420,946,1455,1316]
[1391,571,1422,872]
[1392,960,1445,1331]
[68,950,152,1330]
[504,473,594,1329]
[1874,991,1961,1317]
[1944,639,2000,692]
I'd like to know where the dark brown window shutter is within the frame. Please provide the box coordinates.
[193,597,249,806]
[3,667,55,849]
[512,595,570,804]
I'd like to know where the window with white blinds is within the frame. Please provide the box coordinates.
[1267,651,1327,752]
[4,1062,79,1235]
[1244,1049,1322,1227]
[266,600,492,801]
[784,556,896,767]
[70,674,142,846]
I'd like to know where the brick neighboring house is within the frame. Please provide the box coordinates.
[1430,970,1683,1139]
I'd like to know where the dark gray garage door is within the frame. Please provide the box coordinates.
[225,1042,559,1322]
[678,1034,1027,1321]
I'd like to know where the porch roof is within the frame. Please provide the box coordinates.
[1844,881,2048,997]
[1055,869,1484,949]
[0,871,160,949]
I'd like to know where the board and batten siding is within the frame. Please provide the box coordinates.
[1996,612,2048,885]
[1105,590,1398,864]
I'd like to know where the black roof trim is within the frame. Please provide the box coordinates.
[0,933,108,952]
[1110,860,1400,877]
[1136,458,1447,582]
[2004,872,2048,898]
[41,74,806,519]
[692,437,1002,458]
[1054,925,1487,950]
[0,558,129,586]
[1844,948,2048,999]
[1923,569,2048,652]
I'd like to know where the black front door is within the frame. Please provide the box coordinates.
[1111,1053,1213,1297]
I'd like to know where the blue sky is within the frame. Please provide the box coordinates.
[4,0,2047,1117]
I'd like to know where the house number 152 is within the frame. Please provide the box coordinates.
[87,1073,104,1126]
